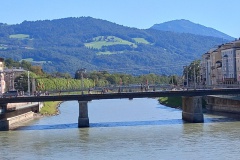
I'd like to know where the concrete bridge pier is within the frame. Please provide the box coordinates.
[78,101,89,128]
[182,96,204,123]
[0,103,7,114]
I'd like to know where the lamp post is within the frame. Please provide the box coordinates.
[78,68,86,95]
[27,71,30,96]
[194,62,196,89]
[183,66,189,88]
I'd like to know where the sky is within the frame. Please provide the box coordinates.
[1,0,240,38]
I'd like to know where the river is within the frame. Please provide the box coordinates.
[1,98,240,160]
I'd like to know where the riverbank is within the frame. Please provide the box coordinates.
[39,101,61,116]
[158,97,182,109]
[159,96,207,110]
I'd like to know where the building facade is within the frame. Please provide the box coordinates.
[0,58,5,94]
[201,53,211,85]
[201,40,240,86]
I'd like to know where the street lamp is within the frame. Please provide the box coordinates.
[193,62,196,89]
[78,68,86,95]
[27,71,30,96]
[183,66,189,88]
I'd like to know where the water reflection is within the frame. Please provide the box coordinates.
[17,117,237,131]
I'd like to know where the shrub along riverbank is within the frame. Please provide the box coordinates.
[158,97,182,109]
[158,96,207,109]
[40,101,61,115]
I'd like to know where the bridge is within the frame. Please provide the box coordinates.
[1,88,240,129]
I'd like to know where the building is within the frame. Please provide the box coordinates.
[221,40,240,84]
[4,67,26,91]
[0,58,5,94]
[200,39,240,86]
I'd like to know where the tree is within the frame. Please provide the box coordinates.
[30,66,44,75]
[21,60,31,70]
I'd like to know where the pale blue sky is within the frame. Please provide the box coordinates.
[1,0,240,38]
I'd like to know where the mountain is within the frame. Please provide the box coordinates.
[150,19,234,41]
[0,17,229,76]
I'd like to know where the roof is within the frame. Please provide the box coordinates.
[3,67,26,73]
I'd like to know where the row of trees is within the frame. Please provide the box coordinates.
[16,71,176,93]
[182,60,201,85]
[5,58,180,92]
[6,58,206,95]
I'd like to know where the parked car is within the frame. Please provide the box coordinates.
[2,90,20,98]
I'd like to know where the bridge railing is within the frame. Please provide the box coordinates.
[29,83,240,97]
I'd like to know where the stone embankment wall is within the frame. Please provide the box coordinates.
[0,102,42,131]
[7,102,29,108]
[7,111,35,130]
[205,95,240,113]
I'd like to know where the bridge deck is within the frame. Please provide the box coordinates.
[0,89,240,103]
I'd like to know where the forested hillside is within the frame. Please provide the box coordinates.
[0,17,229,76]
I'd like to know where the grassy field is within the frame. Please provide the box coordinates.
[96,51,126,55]
[132,38,150,44]
[21,58,34,61]
[0,47,7,50]
[85,36,137,49]
[0,44,8,50]
[9,34,30,39]
[97,51,114,55]
[40,101,61,115]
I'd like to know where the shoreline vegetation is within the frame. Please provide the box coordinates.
[40,101,62,116]
[158,96,207,110]
[158,97,182,109]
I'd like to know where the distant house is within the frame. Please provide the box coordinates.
[4,67,26,92]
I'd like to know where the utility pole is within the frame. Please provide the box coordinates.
[183,66,189,88]
[78,68,86,95]
[27,71,30,96]
[186,67,189,88]
[12,72,15,90]
[81,72,84,95]
[194,62,196,89]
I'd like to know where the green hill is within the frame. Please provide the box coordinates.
[0,17,229,75]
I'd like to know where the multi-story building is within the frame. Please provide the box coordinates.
[0,57,27,94]
[212,47,223,85]
[4,67,26,91]
[201,39,240,86]
[209,48,221,85]
[221,48,236,84]
[236,49,240,83]
[0,58,5,94]
[233,41,240,83]
[221,40,240,84]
